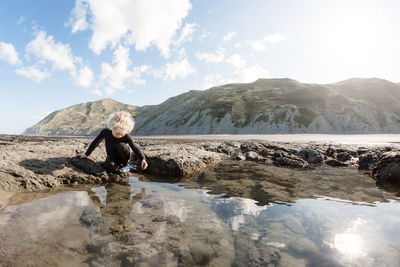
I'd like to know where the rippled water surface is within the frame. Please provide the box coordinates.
[1,163,400,266]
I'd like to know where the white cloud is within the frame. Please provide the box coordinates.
[199,30,213,41]
[197,48,246,69]
[236,64,269,83]
[247,33,286,51]
[196,47,226,63]
[24,30,93,87]
[26,31,76,71]
[226,54,246,68]
[15,66,50,82]
[105,87,115,95]
[202,73,233,90]
[0,42,21,65]
[91,89,102,96]
[163,57,195,81]
[73,66,93,88]
[69,0,90,33]
[223,31,236,42]
[175,23,197,45]
[17,15,26,25]
[69,0,192,57]
[99,45,149,92]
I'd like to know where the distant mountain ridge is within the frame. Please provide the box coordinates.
[24,78,400,135]
[24,98,140,136]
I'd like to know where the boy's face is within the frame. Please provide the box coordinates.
[112,129,125,138]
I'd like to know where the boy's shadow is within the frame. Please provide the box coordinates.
[19,157,68,175]
[19,157,106,176]
[69,157,106,175]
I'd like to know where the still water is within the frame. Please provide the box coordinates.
[0,163,399,266]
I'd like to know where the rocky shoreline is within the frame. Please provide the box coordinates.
[0,134,399,194]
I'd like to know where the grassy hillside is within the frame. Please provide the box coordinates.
[25,78,400,135]
[24,98,141,136]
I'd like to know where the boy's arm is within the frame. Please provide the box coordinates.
[126,135,146,161]
[84,129,106,156]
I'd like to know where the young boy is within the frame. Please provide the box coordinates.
[76,111,148,173]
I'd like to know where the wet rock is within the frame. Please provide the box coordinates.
[2,134,400,192]
[202,142,237,155]
[273,150,308,168]
[233,234,281,266]
[143,144,225,178]
[245,151,264,162]
[298,148,323,164]
[264,144,294,154]
[357,148,369,155]
[358,152,380,170]
[240,142,279,158]
[336,152,352,162]
[279,252,307,267]
[188,160,400,206]
[288,237,319,255]
[326,147,357,160]
[240,142,264,153]
[231,152,246,161]
[373,152,400,183]
[324,159,349,167]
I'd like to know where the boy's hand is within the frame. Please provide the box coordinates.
[141,159,148,170]
[76,153,87,159]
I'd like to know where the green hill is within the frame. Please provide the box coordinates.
[24,98,141,136]
[24,78,400,135]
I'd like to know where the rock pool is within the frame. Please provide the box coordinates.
[1,162,399,266]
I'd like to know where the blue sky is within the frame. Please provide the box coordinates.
[1,0,399,134]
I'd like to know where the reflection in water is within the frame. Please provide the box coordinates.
[0,172,399,266]
[87,182,146,240]
[335,233,365,256]
[211,197,268,231]
[332,218,367,258]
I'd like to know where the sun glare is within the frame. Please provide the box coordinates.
[329,218,368,259]
[334,233,365,257]
[315,1,392,81]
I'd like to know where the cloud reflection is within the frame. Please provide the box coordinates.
[331,218,367,259]
[211,197,268,230]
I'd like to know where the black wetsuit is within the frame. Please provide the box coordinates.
[85,128,145,172]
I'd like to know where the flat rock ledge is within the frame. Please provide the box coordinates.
[0,134,399,192]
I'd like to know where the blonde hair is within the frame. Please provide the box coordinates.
[106,111,135,135]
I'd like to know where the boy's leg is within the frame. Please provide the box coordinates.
[114,143,131,166]
[104,156,119,173]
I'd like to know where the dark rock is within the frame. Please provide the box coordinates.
[373,152,400,183]
[273,151,308,168]
[263,144,292,154]
[324,159,349,167]
[326,147,356,160]
[326,147,336,157]
[240,142,262,153]
[298,148,323,164]
[202,143,237,155]
[358,152,380,170]
[240,142,278,158]
[336,152,352,162]
[357,148,369,155]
